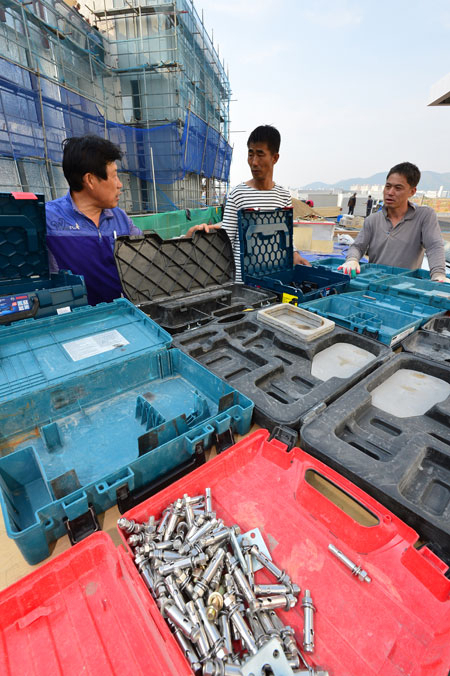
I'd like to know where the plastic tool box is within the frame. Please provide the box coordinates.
[0,531,192,676]
[173,308,392,431]
[300,352,450,559]
[301,290,442,346]
[0,191,87,324]
[311,259,410,291]
[422,315,450,335]
[0,299,253,564]
[370,274,450,310]
[238,207,349,304]
[403,268,450,281]
[401,327,450,363]
[114,229,276,334]
[116,429,450,676]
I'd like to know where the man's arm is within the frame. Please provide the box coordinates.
[345,219,372,263]
[421,208,446,281]
[338,219,373,275]
[125,215,142,236]
[221,192,238,244]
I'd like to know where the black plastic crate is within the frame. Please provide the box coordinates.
[173,308,393,431]
[114,229,276,333]
[300,352,450,556]
[238,207,349,303]
[0,192,87,324]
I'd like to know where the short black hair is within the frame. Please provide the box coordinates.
[387,162,421,188]
[247,125,280,154]
[62,135,122,192]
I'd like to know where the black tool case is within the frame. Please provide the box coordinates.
[114,229,277,333]
[173,308,393,431]
[300,352,450,558]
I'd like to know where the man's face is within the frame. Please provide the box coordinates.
[383,173,416,210]
[247,142,279,181]
[91,161,122,208]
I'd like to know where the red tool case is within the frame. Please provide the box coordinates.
[1,429,449,676]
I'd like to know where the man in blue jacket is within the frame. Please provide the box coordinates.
[46,135,141,305]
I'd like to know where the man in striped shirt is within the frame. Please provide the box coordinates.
[187,125,310,282]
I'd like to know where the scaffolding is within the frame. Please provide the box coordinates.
[0,0,232,212]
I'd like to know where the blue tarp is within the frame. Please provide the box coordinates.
[0,58,232,184]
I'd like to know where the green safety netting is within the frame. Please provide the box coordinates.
[130,206,222,238]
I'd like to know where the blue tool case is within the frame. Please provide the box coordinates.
[0,192,87,324]
[311,259,410,291]
[238,208,349,303]
[369,274,450,310]
[0,299,253,564]
[301,290,442,346]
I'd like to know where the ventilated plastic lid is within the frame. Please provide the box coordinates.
[114,229,235,303]
[0,192,49,281]
[238,208,293,278]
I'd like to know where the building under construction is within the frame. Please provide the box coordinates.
[0,0,232,212]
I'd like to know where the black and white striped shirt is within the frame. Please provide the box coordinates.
[222,182,292,282]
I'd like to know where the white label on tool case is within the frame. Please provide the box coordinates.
[390,326,414,347]
[62,330,129,361]
[57,306,71,315]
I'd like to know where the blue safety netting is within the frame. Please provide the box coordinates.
[180,110,232,181]
[0,58,232,184]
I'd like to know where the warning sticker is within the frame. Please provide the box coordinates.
[282,293,299,305]
[62,330,129,362]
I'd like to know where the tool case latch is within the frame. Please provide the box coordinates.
[268,426,297,452]
[214,428,235,454]
[63,504,101,546]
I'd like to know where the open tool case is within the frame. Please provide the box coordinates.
[301,352,450,560]
[173,305,392,431]
[0,192,87,324]
[114,229,276,333]
[0,299,252,564]
[1,430,449,676]
[301,290,442,346]
[311,259,411,291]
[238,207,349,304]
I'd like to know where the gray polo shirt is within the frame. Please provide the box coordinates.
[346,202,445,278]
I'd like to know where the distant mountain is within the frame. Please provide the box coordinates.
[302,171,450,192]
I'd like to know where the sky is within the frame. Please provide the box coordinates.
[196,0,450,188]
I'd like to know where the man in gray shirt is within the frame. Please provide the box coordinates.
[340,162,447,281]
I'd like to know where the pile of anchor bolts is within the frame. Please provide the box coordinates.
[118,488,329,676]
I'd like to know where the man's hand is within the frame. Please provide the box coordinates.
[338,259,360,278]
[293,252,311,266]
[431,273,450,283]
[185,223,221,237]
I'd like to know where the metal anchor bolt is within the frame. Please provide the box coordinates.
[328,543,371,583]
[227,553,259,611]
[185,600,210,659]
[158,551,208,576]
[165,603,200,643]
[193,547,226,598]
[117,517,144,534]
[257,594,296,612]
[301,589,315,653]
[249,545,290,585]
[223,592,258,656]
[168,620,201,673]
[195,597,229,661]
